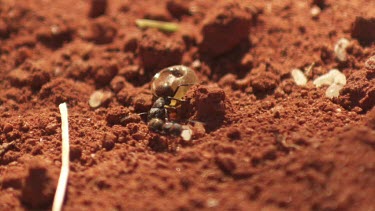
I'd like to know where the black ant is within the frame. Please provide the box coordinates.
[147,65,198,139]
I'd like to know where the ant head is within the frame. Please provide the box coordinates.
[153,82,174,98]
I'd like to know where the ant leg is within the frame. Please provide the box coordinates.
[177,83,196,87]
[187,119,206,125]
[167,96,186,102]
[164,108,169,122]
[138,112,148,117]
[121,112,148,124]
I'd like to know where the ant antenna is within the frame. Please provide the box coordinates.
[137,112,148,117]
[120,112,148,124]
[187,119,206,125]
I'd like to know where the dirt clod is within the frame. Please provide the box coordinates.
[20,158,58,209]
[336,68,375,112]
[365,55,375,70]
[138,29,185,71]
[39,78,92,105]
[166,0,190,19]
[70,145,82,161]
[102,132,117,150]
[250,68,280,94]
[88,0,108,18]
[190,85,226,129]
[351,16,375,45]
[198,1,252,57]
[36,23,74,48]
[106,106,131,125]
[80,17,117,44]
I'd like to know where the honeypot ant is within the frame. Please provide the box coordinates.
[147,65,199,138]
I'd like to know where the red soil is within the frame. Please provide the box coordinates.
[0,0,375,210]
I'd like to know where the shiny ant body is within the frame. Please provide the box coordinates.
[147,65,198,137]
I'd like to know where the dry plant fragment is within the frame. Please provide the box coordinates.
[304,62,315,77]
[52,103,70,211]
[135,19,179,32]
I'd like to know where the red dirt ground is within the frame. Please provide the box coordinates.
[1,0,375,210]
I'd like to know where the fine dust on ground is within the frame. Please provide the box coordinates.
[0,0,375,210]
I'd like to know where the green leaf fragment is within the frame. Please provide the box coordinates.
[135,19,179,32]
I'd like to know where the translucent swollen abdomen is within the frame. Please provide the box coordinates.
[151,65,199,100]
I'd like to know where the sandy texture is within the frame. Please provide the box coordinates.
[0,0,375,210]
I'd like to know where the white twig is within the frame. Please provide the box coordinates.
[53,103,70,211]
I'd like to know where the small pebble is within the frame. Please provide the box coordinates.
[365,55,375,70]
[191,122,206,138]
[191,60,202,69]
[89,90,112,108]
[3,123,14,133]
[101,132,117,150]
[334,38,350,62]
[291,68,307,86]
[311,5,321,18]
[206,198,219,208]
[181,128,193,141]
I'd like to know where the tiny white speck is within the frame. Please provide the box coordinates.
[153,72,160,79]
[181,128,192,141]
[207,198,219,207]
[311,6,321,17]
[51,25,59,34]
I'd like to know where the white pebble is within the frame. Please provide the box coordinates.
[311,6,321,18]
[89,90,112,108]
[325,83,344,99]
[181,128,193,141]
[291,69,307,86]
[206,198,219,208]
[334,38,350,62]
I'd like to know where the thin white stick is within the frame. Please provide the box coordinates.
[53,103,70,211]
